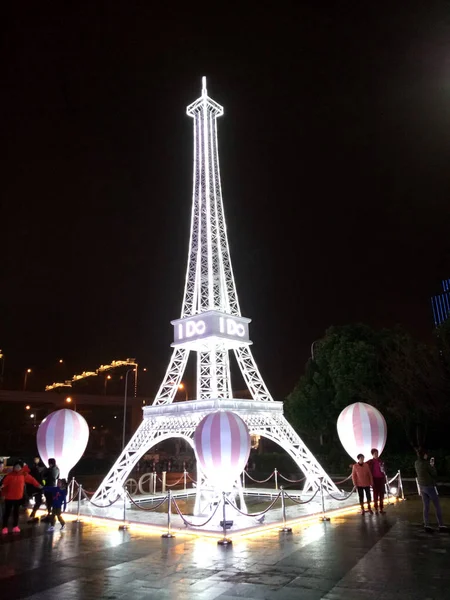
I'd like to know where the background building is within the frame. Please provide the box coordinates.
[431,279,450,327]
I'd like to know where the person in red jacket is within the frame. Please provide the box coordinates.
[352,454,374,515]
[1,462,42,533]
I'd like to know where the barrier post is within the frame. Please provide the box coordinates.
[69,477,76,502]
[274,468,278,491]
[218,492,232,546]
[75,484,82,523]
[152,472,157,495]
[183,469,187,492]
[319,478,330,522]
[162,471,167,493]
[162,490,175,538]
[279,487,292,533]
[398,470,405,500]
[119,486,129,531]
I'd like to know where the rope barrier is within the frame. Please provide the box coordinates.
[126,491,169,511]
[283,488,320,505]
[172,496,221,528]
[332,474,353,485]
[387,473,399,485]
[326,486,356,502]
[278,473,306,484]
[244,471,274,484]
[225,492,282,517]
[187,473,197,484]
[156,474,185,487]
[82,489,120,508]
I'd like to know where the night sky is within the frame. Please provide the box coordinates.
[2,4,450,397]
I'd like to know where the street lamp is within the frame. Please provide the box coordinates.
[23,368,32,391]
[104,374,112,395]
[0,350,4,387]
[122,367,137,450]
[66,396,77,412]
[178,382,188,401]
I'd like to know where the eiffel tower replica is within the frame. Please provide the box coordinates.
[92,78,339,506]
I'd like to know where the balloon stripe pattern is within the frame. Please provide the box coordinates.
[37,409,89,479]
[194,411,251,490]
[337,402,387,462]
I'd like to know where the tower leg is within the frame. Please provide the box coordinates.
[153,347,189,406]
[234,346,274,402]
[244,413,339,495]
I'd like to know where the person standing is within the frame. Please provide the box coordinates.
[27,457,44,522]
[352,454,374,515]
[415,449,448,532]
[43,479,67,532]
[1,462,41,533]
[42,458,60,519]
[367,449,387,515]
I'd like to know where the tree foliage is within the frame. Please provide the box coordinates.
[285,323,450,454]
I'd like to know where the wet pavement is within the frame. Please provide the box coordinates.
[1,496,449,600]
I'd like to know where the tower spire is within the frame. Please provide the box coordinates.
[202,76,207,96]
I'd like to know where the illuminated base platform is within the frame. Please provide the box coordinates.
[62,491,401,539]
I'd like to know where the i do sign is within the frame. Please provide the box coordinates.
[172,310,251,346]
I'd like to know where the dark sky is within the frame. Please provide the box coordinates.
[2,3,450,397]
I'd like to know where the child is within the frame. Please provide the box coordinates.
[352,454,374,515]
[42,479,67,532]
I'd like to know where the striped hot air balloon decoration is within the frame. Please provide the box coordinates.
[194,410,251,491]
[337,402,387,462]
[37,409,89,479]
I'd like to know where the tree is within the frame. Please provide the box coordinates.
[368,328,450,449]
[286,323,450,454]
[285,324,384,452]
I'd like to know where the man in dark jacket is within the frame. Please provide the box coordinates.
[27,457,44,522]
[42,459,60,518]
[415,448,448,532]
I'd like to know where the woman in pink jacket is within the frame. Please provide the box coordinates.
[352,454,374,515]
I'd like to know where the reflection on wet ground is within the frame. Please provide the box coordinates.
[1,496,449,599]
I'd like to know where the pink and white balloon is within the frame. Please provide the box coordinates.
[337,402,387,461]
[37,409,89,479]
[194,411,251,490]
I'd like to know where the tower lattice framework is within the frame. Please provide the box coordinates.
[92,78,339,505]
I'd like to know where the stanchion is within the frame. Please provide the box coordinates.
[218,492,232,546]
[274,468,278,490]
[162,471,167,493]
[279,487,292,533]
[183,469,187,491]
[162,490,175,538]
[319,478,330,522]
[69,477,75,502]
[152,472,157,495]
[398,470,405,500]
[75,484,83,523]
[119,486,129,530]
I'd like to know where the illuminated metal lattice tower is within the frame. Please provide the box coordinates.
[92,78,339,506]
